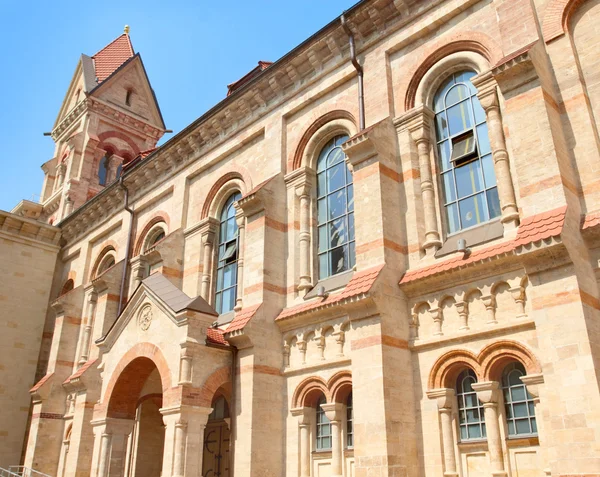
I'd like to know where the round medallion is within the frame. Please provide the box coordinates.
[138,304,153,331]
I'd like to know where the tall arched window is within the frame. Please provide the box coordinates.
[317,134,354,280]
[98,155,109,186]
[346,392,353,448]
[215,192,242,314]
[456,369,486,441]
[434,71,500,234]
[502,362,537,437]
[316,395,331,450]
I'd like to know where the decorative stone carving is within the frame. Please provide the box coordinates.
[137,304,153,331]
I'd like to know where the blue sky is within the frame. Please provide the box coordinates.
[0,0,357,211]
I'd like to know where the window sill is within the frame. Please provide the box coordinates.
[435,219,503,258]
[457,439,488,451]
[216,310,235,326]
[505,435,539,447]
[312,450,332,459]
[304,270,354,300]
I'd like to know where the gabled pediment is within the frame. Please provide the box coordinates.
[97,273,217,352]
[53,59,87,129]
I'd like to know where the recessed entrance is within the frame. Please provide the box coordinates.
[202,395,231,477]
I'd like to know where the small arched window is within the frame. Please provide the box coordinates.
[98,155,110,186]
[96,254,116,277]
[208,396,230,421]
[456,368,486,441]
[346,392,353,448]
[316,395,331,450]
[434,71,500,234]
[316,134,354,280]
[125,89,133,106]
[502,362,537,437]
[143,225,166,254]
[60,279,74,296]
[215,192,242,314]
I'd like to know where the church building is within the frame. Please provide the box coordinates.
[1,0,600,476]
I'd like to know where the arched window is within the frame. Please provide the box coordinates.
[208,396,230,421]
[59,279,74,296]
[215,192,242,314]
[316,395,331,450]
[456,369,486,441]
[125,89,133,106]
[95,253,116,278]
[501,362,537,437]
[346,392,353,448]
[434,71,500,234]
[316,134,354,280]
[143,225,166,254]
[98,155,110,186]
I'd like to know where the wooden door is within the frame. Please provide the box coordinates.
[202,421,230,477]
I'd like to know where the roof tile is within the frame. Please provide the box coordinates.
[92,34,134,83]
[63,359,97,384]
[30,373,53,393]
[225,303,261,333]
[206,328,228,346]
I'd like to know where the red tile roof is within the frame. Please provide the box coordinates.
[582,210,600,230]
[276,264,384,321]
[92,34,134,83]
[63,359,97,384]
[399,206,568,285]
[30,373,53,393]
[206,328,228,346]
[225,304,261,333]
[227,61,272,96]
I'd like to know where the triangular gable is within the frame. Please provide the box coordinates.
[53,59,86,129]
[89,54,166,130]
[97,274,216,351]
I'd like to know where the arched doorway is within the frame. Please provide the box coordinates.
[202,394,231,477]
[106,357,165,477]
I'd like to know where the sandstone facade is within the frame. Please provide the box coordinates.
[2,0,600,476]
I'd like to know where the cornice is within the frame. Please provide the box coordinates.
[0,210,61,248]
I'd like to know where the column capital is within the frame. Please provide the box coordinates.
[471,70,500,110]
[471,381,500,404]
[394,104,435,141]
[320,402,344,421]
[199,217,219,243]
[290,407,313,425]
[284,166,316,191]
[520,373,544,398]
[426,388,455,409]
[234,202,245,228]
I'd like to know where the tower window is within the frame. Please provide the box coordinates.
[125,89,133,106]
[98,155,110,186]
[215,192,242,314]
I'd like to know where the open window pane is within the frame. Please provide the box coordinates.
[451,130,477,164]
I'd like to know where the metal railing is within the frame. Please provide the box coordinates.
[7,467,52,477]
[0,469,20,477]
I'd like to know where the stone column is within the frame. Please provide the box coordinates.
[65,196,74,216]
[291,408,312,477]
[234,204,246,310]
[321,403,344,477]
[78,289,98,366]
[297,183,312,292]
[430,307,443,336]
[200,223,217,302]
[472,381,507,477]
[456,300,469,331]
[55,162,66,190]
[427,388,459,477]
[401,105,442,255]
[129,256,148,293]
[97,431,112,477]
[472,72,519,231]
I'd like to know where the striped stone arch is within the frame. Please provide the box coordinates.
[328,370,353,403]
[428,349,481,390]
[292,376,331,408]
[201,171,249,220]
[133,211,170,256]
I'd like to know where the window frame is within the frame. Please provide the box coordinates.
[433,71,500,236]
[214,191,242,315]
[345,392,353,449]
[456,368,487,442]
[315,395,332,451]
[501,362,538,438]
[314,134,355,281]
[98,155,110,186]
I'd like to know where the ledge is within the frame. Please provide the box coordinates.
[282,357,351,376]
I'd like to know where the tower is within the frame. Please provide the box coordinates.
[35,27,166,224]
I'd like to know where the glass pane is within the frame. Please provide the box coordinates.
[349,241,355,269]
[446,84,470,106]
[221,241,237,261]
[346,163,353,185]
[464,393,477,408]
[528,402,536,416]
[441,172,456,203]
[455,160,484,199]
[481,154,496,187]
[328,190,347,220]
[447,101,473,136]
[318,225,327,253]
[335,135,348,147]
[349,213,355,241]
[451,132,477,162]
[327,162,346,193]
[223,263,236,288]
[456,70,476,87]
[438,140,451,171]
[473,98,486,123]
[321,436,331,449]
[460,426,467,440]
[446,203,460,234]
[511,387,526,402]
[330,245,348,276]
[459,193,488,228]
[476,123,491,155]
[513,402,528,418]
[227,202,236,220]
[506,404,513,418]
[508,421,515,436]
[435,113,449,140]
[217,268,224,289]
[347,184,354,211]
[317,172,326,197]
[467,424,482,439]
[516,419,531,434]
[327,147,344,167]
[329,217,347,248]
[531,418,538,434]
[319,253,328,280]
[317,141,333,172]
[487,188,501,219]
[318,198,327,224]
[222,288,235,314]
[226,218,236,241]
[215,292,222,314]
[434,77,455,111]
[466,409,479,423]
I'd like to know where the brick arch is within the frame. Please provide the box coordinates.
[133,212,170,256]
[90,242,118,281]
[292,376,330,408]
[201,172,247,220]
[542,0,589,42]
[328,370,352,403]
[103,343,172,419]
[192,366,232,408]
[403,32,503,111]
[98,131,141,156]
[480,340,541,382]
[291,110,357,171]
[428,349,481,390]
